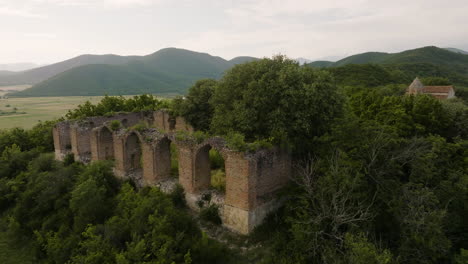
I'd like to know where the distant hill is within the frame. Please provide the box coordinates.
[308,46,468,69]
[11,48,254,97]
[0,54,139,86]
[0,63,39,72]
[0,71,15,76]
[229,56,259,65]
[306,46,468,87]
[10,46,468,97]
[295,57,312,65]
[445,48,468,55]
[308,61,334,68]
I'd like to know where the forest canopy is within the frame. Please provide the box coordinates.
[1,56,467,263]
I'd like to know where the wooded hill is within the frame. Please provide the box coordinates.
[308,46,468,87]
[8,48,258,97]
[8,46,468,97]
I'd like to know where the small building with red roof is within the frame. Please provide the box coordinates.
[407,77,455,99]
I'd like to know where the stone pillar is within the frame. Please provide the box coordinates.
[113,132,143,185]
[222,148,292,235]
[113,134,126,179]
[91,126,115,162]
[52,122,71,161]
[70,124,92,163]
[223,152,257,234]
[153,111,172,132]
[177,144,196,193]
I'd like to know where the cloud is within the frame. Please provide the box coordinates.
[0,6,45,18]
[177,0,468,59]
[23,33,57,39]
[31,0,160,7]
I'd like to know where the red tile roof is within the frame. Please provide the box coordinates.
[422,86,454,93]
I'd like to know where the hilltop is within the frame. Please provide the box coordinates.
[308,46,468,68]
[8,46,468,97]
[307,46,468,87]
[0,54,138,86]
[9,48,258,97]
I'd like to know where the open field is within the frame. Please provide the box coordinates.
[0,85,31,97]
[0,96,106,129]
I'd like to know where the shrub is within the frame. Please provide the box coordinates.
[109,120,121,131]
[169,184,186,208]
[63,153,75,166]
[211,169,225,193]
[193,131,209,144]
[200,205,222,225]
[129,122,147,132]
[209,149,224,170]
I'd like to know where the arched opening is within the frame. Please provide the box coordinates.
[99,127,114,160]
[126,133,142,170]
[209,148,225,192]
[194,145,225,193]
[170,141,179,177]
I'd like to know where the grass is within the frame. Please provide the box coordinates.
[0,85,31,97]
[0,96,112,129]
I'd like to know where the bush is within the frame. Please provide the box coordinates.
[199,205,222,225]
[211,169,225,193]
[109,120,121,131]
[209,149,224,170]
[169,184,186,208]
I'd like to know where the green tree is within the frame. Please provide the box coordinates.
[173,79,217,131]
[211,55,344,152]
[420,77,451,86]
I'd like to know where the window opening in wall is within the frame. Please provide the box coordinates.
[210,148,225,193]
[170,142,179,178]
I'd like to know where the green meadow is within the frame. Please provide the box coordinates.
[0,96,105,129]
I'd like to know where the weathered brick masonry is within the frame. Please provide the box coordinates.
[53,110,291,234]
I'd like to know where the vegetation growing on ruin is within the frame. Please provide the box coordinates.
[65,94,170,120]
[0,55,467,263]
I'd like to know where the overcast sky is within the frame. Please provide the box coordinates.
[1,0,468,64]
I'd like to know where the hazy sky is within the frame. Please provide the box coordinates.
[1,0,468,64]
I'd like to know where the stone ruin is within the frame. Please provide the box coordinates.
[53,110,291,234]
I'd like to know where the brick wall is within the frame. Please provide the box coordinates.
[53,121,71,161]
[53,111,292,234]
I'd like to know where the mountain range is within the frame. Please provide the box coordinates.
[4,46,468,97]
[8,48,257,97]
[0,63,40,72]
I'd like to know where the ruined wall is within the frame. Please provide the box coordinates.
[175,116,194,132]
[153,110,173,131]
[90,126,115,161]
[223,148,291,234]
[255,149,291,202]
[177,143,196,193]
[70,122,93,163]
[53,111,292,235]
[53,121,71,161]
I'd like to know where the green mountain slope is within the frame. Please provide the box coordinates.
[229,56,259,65]
[445,47,468,55]
[308,61,334,68]
[11,48,245,97]
[307,46,468,87]
[333,52,390,66]
[0,54,139,86]
[310,46,468,69]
